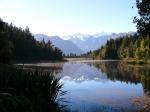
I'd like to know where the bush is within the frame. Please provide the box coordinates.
[0,65,66,112]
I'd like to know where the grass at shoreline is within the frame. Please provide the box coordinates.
[0,64,67,112]
[13,58,150,66]
[12,59,67,64]
[122,59,150,65]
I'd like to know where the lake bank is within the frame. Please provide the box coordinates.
[14,58,150,71]
[122,59,150,65]
[0,64,67,112]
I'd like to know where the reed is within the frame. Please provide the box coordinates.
[0,64,67,112]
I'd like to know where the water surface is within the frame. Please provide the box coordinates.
[19,60,150,112]
[56,61,150,112]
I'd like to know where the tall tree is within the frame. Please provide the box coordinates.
[0,18,63,63]
[134,0,150,36]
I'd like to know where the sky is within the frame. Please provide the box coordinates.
[0,0,138,37]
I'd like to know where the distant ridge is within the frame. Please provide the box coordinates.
[34,32,135,55]
[34,34,84,55]
[68,32,135,52]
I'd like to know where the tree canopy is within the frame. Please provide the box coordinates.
[89,0,150,61]
[134,0,150,36]
[0,19,63,63]
[90,34,150,60]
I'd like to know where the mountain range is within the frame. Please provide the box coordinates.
[34,32,135,55]
[35,34,83,55]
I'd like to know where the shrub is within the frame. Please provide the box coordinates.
[0,65,66,112]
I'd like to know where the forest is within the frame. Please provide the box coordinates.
[0,19,63,64]
[0,18,66,112]
[89,0,150,63]
[91,34,150,60]
[0,0,150,112]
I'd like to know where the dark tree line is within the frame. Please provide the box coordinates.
[134,0,150,36]
[91,34,150,60]
[90,0,150,61]
[0,18,63,63]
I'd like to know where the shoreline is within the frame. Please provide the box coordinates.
[12,58,150,68]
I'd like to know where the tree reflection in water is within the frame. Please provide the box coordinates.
[90,61,150,112]
[59,61,150,112]
[91,61,150,94]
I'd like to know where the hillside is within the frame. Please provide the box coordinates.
[35,34,84,55]
[0,19,63,63]
[35,33,135,55]
[69,32,135,52]
[89,34,150,64]
[89,0,150,63]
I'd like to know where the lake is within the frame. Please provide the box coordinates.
[59,60,150,112]
[18,60,150,112]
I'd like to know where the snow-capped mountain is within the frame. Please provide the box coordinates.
[69,35,109,52]
[34,34,84,55]
[34,32,135,55]
[68,32,135,52]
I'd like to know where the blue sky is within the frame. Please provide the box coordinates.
[0,0,138,36]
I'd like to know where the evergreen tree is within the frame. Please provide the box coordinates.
[134,0,150,36]
[0,18,63,64]
[89,0,150,61]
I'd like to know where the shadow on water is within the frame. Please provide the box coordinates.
[0,64,69,112]
[91,61,150,94]
[92,61,150,112]
[58,61,150,112]
[2,61,150,112]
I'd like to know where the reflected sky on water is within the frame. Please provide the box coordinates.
[56,61,150,112]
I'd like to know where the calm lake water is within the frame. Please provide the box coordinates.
[55,61,150,112]
[20,60,150,112]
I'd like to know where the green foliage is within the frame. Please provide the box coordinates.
[134,0,150,36]
[91,34,150,61]
[0,18,63,64]
[0,65,66,112]
[89,0,150,61]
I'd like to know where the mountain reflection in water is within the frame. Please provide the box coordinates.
[55,61,150,112]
